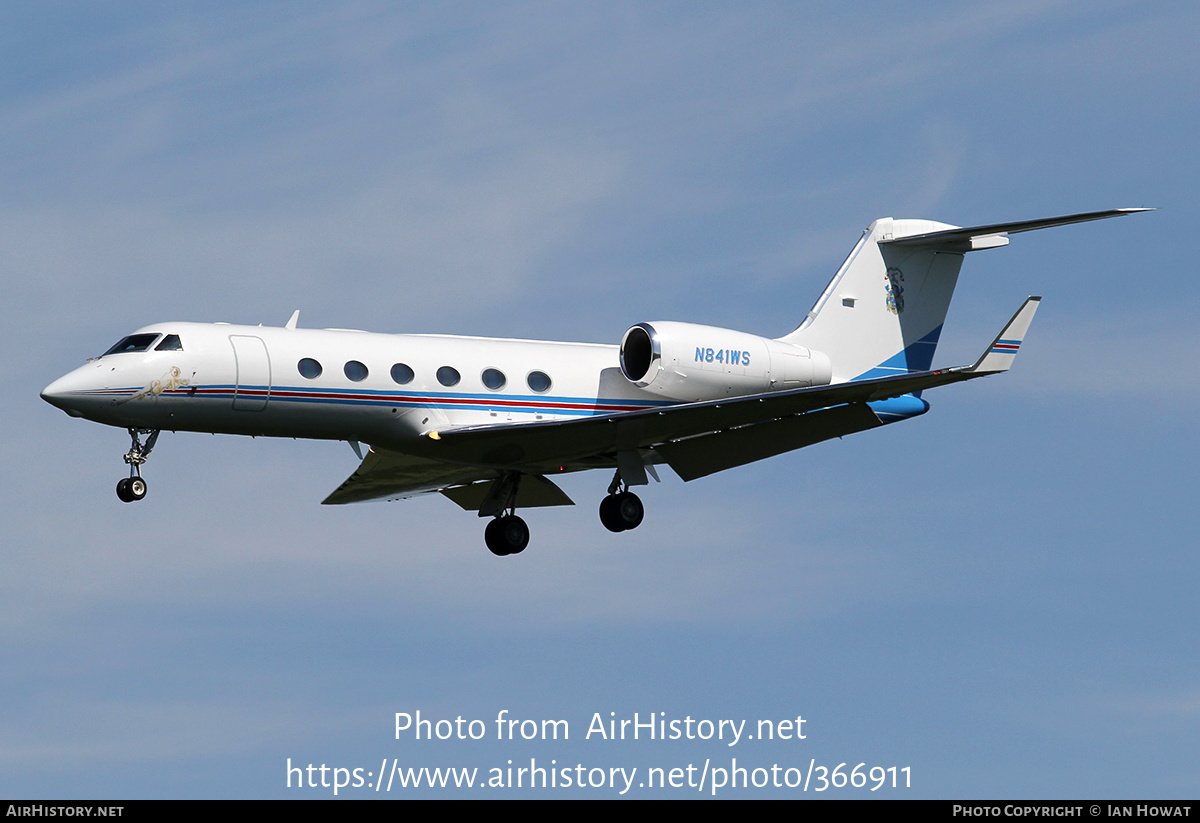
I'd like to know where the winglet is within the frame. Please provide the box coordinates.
[960,296,1041,374]
[285,310,300,330]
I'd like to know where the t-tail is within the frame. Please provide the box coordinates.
[780,208,1150,384]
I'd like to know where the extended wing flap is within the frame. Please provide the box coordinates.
[440,474,574,512]
[322,448,501,505]
[655,402,885,481]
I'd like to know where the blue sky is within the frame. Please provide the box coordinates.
[4,1,1197,798]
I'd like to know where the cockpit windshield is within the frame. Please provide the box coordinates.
[155,334,183,351]
[103,333,161,356]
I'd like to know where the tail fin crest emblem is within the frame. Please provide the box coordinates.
[885,267,905,314]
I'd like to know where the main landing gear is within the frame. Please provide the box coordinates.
[484,514,530,557]
[480,467,648,555]
[599,491,644,532]
[599,471,644,533]
[116,427,158,503]
[481,473,530,557]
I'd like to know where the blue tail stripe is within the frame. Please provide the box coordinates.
[851,324,943,381]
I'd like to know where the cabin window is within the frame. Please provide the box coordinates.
[391,363,414,385]
[103,333,160,355]
[527,370,552,393]
[481,368,506,390]
[154,334,183,352]
[298,358,323,379]
[344,360,369,382]
[437,366,460,387]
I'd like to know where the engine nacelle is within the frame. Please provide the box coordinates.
[619,321,832,402]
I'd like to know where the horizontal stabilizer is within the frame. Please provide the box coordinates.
[882,208,1152,252]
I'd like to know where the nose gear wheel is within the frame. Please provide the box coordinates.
[116,428,158,503]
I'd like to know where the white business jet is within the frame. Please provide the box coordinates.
[42,209,1147,556]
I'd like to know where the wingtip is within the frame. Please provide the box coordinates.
[966,297,1041,374]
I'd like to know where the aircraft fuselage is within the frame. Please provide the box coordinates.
[41,322,669,451]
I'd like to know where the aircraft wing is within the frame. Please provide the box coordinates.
[323,297,1040,504]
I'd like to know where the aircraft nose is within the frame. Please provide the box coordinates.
[41,372,89,417]
[41,376,68,405]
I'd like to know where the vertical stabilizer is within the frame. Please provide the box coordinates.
[781,218,966,383]
[781,208,1147,384]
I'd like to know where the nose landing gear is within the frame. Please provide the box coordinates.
[116,428,158,503]
[116,476,147,502]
